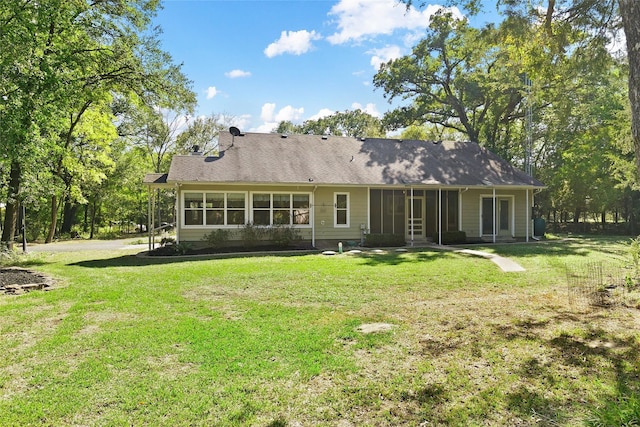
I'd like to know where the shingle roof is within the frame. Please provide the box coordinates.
[165,132,544,188]
[143,173,168,185]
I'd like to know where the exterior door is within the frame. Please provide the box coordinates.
[407,196,424,239]
[481,197,511,237]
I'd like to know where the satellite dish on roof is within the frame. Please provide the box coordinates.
[229,126,241,137]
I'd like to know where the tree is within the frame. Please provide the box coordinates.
[0,0,195,247]
[176,114,235,155]
[401,0,640,181]
[274,109,385,138]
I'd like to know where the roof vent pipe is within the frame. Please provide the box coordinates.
[190,145,202,155]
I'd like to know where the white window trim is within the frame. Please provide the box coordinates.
[249,191,312,228]
[334,192,350,228]
[181,191,248,228]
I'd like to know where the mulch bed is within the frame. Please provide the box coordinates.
[0,268,55,295]
[147,243,316,257]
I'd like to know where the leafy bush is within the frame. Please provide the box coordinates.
[161,237,176,246]
[364,233,406,247]
[433,231,466,245]
[202,229,232,248]
[238,223,266,248]
[148,242,192,256]
[267,224,301,247]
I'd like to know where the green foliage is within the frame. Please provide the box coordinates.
[433,231,467,245]
[160,237,176,246]
[274,109,385,138]
[202,229,232,248]
[586,393,640,427]
[238,223,267,248]
[364,233,406,247]
[267,225,301,248]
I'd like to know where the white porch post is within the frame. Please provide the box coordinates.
[151,189,156,250]
[147,186,152,251]
[175,184,181,244]
[526,188,530,242]
[438,188,442,246]
[492,187,496,244]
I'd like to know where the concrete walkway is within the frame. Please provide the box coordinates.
[455,248,526,272]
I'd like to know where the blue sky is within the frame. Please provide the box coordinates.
[154,0,500,133]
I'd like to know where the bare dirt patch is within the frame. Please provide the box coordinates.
[0,267,55,295]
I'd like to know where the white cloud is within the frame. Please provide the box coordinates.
[308,108,335,121]
[369,45,403,70]
[259,103,305,130]
[275,105,305,122]
[225,69,251,78]
[351,102,381,118]
[264,30,321,58]
[327,0,462,45]
[206,86,218,99]
[261,103,277,122]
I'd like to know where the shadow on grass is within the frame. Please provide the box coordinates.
[491,311,640,424]
[355,249,448,266]
[68,251,318,268]
[470,237,628,260]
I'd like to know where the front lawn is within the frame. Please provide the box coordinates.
[1,237,639,426]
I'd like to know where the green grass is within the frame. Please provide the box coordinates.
[1,237,639,426]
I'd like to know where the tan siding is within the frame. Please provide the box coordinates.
[312,187,368,240]
[460,189,532,239]
[177,184,367,244]
[461,189,481,238]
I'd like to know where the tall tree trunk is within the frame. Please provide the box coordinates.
[90,199,98,240]
[1,161,22,249]
[83,204,89,233]
[61,198,77,234]
[45,195,58,243]
[620,0,640,180]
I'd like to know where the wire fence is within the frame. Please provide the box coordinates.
[566,261,633,309]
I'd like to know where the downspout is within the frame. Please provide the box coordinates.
[438,187,442,246]
[492,187,496,244]
[312,185,317,248]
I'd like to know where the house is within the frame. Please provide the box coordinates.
[144,130,545,248]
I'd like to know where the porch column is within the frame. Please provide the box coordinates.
[147,186,153,251]
[151,188,156,250]
[438,188,442,246]
[492,187,496,244]
[175,183,181,244]
[526,188,530,242]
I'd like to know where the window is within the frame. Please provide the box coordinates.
[334,192,349,227]
[183,192,246,226]
[252,194,271,225]
[251,193,311,226]
[184,192,204,226]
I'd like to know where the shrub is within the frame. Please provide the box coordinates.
[238,223,266,248]
[202,229,232,248]
[364,233,406,247]
[161,237,176,246]
[433,231,466,245]
[267,224,301,247]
